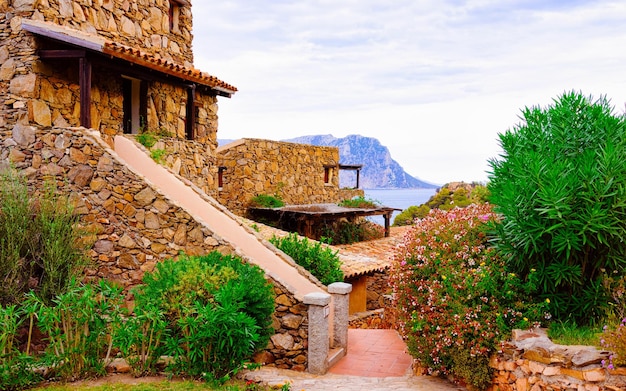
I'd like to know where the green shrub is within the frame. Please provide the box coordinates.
[338,196,379,208]
[0,304,43,390]
[393,205,430,226]
[132,252,275,381]
[115,303,167,377]
[390,204,546,390]
[488,91,626,324]
[249,194,284,208]
[394,183,489,227]
[270,233,343,285]
[0,167,89,306]
[21,280,125,382]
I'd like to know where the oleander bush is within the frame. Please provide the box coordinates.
[270,233,343,285]
[393,183,489,226]
[391,204,547,390]
[488,91,626,324]
[130,252,275,381]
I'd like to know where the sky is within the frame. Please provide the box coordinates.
[191,1,626,185]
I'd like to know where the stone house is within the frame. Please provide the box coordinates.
[216,138,364,216]
[1,0,234,174]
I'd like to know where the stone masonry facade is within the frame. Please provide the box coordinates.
[1,0,220,146]
[216,138,364,216]
[0,125,312,370]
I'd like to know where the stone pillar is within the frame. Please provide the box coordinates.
[303,292,331,375]
[328,282,352,351]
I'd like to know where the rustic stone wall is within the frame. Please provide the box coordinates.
[22,0,194,65]
[255,283,309,371]
[367,271,392,310]
[489,329,626,391]
[349,309,390,329]
[1,126,310,370]
[134,135,219,198]
[216,138,364,216]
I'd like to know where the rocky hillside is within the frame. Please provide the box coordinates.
[285,134,437,189]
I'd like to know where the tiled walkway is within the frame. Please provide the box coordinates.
[329,329,413,377]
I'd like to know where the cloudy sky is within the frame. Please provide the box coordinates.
[192,1,626,185]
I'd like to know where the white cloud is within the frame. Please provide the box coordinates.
[192,1,626,184]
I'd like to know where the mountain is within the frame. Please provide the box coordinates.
[285,134,437,189]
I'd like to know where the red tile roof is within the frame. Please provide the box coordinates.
[21,19,237,95]
[103,42,237,93]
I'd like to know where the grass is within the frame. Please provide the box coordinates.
[31,378,280,391]
[547,320,603,347]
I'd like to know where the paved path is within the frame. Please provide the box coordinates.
[241,330,464,391]
[242,367,464,391]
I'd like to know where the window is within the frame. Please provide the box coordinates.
[218,167,226,190]
[324,166,333,185]
[169,0,181,32]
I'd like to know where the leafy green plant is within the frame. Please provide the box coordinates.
[116,303,167,376]
[338,196,379,208]
[390,204,547,390]
[488,91,626,324]
[132,252,275,382]
[0,168,89,306]
[0,167,32,305]
[0,304,43,391]
[136,132,158,148]
[21,279,125,381]
[249,194,284,208]
[150,149,168,164]
[270,233,343,285]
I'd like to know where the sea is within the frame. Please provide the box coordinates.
[363,188,438,226]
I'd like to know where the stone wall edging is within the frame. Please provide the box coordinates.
[489,329,625,391]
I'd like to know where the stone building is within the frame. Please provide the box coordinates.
[216,138,364,216]
[1,0,235,150]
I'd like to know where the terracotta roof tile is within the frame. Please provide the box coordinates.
[21,19,236,94]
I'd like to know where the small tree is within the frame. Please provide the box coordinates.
[488,91,626,324]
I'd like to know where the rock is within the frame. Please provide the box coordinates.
[12,124,36,146]
[94,240,114,254]
[119,234,136,248]
[118,253,138,269]
[271,333,294,350]
[281,314,303,329]
[134,187,156,206]
[68,165,94,187]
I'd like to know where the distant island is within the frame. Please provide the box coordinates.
[218,135,437,189]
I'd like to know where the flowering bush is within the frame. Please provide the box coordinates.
[390,204,547,390]
[601,318,626,369]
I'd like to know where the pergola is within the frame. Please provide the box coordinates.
[249,203,401,239]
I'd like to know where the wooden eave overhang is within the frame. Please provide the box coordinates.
[21,19,237,97]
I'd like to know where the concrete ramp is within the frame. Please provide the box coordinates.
[112,135,326,301]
